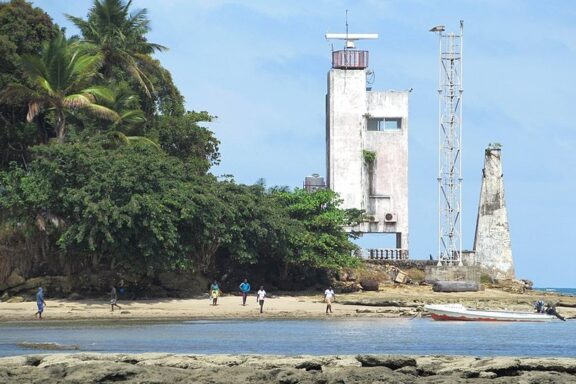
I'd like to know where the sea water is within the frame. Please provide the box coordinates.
[534,288,576,297]
[1,317,575,358]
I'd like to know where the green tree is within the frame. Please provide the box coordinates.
[66,0,185,118]
[153,111,220,175]
[277,188,363,270]
[0,0,59,167]
[1,33,119,143]
[0,143,200,274]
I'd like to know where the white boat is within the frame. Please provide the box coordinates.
[424,303,557,322]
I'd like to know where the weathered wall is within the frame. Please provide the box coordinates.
[473,148,515,280]
[326,68,409,249]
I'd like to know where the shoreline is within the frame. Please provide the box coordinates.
[1,286,575,323]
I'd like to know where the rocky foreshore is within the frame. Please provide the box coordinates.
[1,353,576,383]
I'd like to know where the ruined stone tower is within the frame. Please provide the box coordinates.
[473,146,515,280]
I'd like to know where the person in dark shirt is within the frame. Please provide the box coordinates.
[34,287,46,319]
[110,285,122,312]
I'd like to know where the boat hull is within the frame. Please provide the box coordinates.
[425,304,556,322]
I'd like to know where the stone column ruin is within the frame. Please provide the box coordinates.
[473,146,515,280]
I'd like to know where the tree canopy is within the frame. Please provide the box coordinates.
[0,0,362,292]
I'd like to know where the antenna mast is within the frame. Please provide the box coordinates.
[430,21,464,266]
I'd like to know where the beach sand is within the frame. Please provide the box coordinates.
[1,285,575,322]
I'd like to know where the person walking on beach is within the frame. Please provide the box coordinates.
[110,285,121,312]
[256,286,266,313]
[34,287,46,319]
[239,278,251,306]
[210,280,220,306]
[324,286,335,314]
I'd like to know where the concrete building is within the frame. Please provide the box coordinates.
[303,174,326,193]
[325,42,409,256]
[473,146,515,280]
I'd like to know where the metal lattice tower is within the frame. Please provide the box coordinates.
[431,21,464,266]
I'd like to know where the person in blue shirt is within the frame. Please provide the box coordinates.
[239,278,251,306]
[210,280,220,306]
[34,287,46,319]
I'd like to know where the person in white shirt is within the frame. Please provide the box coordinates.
[256,286,266,313]
[324,286,335,314]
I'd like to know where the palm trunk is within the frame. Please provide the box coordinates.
[56,110,66,144]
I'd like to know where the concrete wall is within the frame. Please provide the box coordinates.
[326,68,409,249]
[473,148,515,280]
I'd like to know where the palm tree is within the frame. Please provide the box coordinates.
[0,33,119,144]
[66,0,167,97]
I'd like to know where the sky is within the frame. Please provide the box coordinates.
[32,0,576,287]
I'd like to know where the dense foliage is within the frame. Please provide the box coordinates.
[0,0,362,291]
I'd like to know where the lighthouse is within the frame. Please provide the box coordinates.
[325,32,410,257]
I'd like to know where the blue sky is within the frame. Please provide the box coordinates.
[33,0,576,287]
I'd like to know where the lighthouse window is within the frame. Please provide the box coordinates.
[367,118,401,131]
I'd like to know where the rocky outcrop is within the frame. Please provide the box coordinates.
[1,353,575,383]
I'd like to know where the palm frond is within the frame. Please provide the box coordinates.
[63,93,95,109]
[27,100,44,122]
[0,83,34,104]
[126,135,160,149]
[82,86,116,103]
[84,104,121,121]
[118,109,146,123]
[20,54,48,83]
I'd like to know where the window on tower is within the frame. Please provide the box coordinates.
[367,117,402,131]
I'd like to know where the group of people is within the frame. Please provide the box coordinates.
[32,281,337,319]
[534,300,566,321]
[210,279,336,315]
[210,279,268,313]
[34,284,123,319]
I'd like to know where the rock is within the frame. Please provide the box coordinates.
[332,281,361,293]
[432,281,480,292]
[276,370,300,384]
[3,353,576,384]
[18,342,79,351]
[360,279,379,291]
[521,279,534,290]
[158,272,208,297]
[479,371,498,379]
[356,355,416,369]
[147,285,168,298]
[7,296,24,303]
[67,293,84,301]
[0,271,25,291]
[295,360,323,371]
[395,365,418,375]
[499,279,528,294]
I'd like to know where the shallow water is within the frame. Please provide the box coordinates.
[1,318,575,357]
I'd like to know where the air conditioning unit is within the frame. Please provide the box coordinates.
[384,213,397,223]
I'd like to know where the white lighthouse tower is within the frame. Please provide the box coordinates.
[325,32,410,258]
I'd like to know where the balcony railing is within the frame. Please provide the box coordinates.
[332,50,369,69]
[364,248,409,261]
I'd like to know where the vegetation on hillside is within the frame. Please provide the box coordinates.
[0,0,363,293]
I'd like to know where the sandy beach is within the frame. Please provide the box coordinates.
[1,286,575,322]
